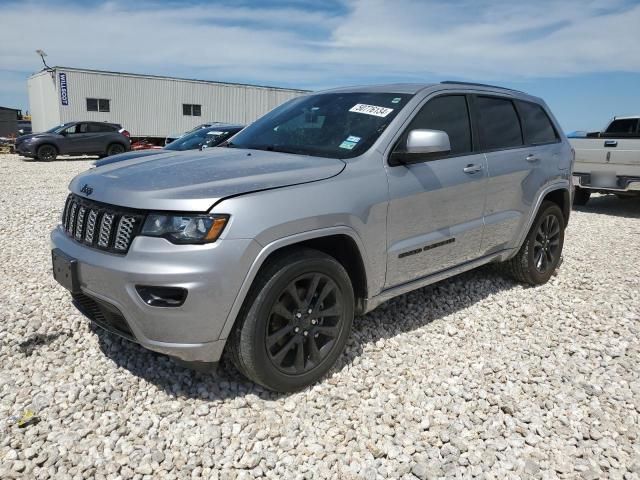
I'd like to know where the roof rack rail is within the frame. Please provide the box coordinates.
[440,81,525,94]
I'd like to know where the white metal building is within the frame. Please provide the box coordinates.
[28,67,308,138]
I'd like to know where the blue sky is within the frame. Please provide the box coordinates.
[1,0,639,132]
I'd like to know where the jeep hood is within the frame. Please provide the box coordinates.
[69,148,345,211]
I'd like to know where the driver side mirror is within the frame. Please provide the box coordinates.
[389,129,451,166]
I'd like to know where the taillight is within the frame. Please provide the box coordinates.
[119,129,130,138]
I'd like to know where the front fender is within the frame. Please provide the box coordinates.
[217,225,370,340]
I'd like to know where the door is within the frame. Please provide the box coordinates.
[64,123,106,154]
[478,97,561,255]
[605,119,640,178]
[385,94,488,288]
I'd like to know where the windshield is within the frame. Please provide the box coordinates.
[165,128,232,151]
[45,123,71,134]
[228,92,413,159]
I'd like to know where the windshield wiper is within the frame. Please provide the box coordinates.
[247,144,305,155]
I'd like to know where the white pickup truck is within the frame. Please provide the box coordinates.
[569,116,640,205]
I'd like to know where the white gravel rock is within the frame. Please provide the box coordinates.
[1,153,639,478]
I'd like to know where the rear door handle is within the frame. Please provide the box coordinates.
[463,164,483,174]
[604,140,618,147]
[526,154,539,162]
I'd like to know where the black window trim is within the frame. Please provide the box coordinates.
[513,99,561,147]
[385,89,564,166]
[388,92,477,165]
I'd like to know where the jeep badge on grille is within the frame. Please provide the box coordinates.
[80,184,93,196]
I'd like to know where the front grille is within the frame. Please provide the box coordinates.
[61,194,145,254]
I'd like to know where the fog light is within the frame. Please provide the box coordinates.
[136,286,188,307]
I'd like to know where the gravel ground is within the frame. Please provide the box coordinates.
[0,153,639,480]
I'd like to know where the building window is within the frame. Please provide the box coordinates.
[183,104,201,116]
[87,98,110,112]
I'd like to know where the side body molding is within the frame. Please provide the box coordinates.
[218,226,371,340]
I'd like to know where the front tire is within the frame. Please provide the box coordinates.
[573,187,591,206]
[504,201,565,285]
[227,248,355,392]
[36,144,57,161]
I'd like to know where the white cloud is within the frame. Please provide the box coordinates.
[0,0,638,94]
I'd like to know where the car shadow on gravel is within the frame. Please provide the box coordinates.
[573,194,640,219]
[91,264,518,401]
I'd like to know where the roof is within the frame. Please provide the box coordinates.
[320,83,437,94]
[0,106,21,112]
[30,66,310,93]
[613,116,640,120]
[317,81,535,98]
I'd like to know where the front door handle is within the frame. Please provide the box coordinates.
[526,154,539,162]
[604,140,618,148]
[463,164,483,174]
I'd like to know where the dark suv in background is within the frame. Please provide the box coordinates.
[15,121,130,161]
[93,124,243,168]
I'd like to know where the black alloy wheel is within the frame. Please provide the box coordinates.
[266,273,344,374]
[227,248,355,392]
[37,144,57,161]
[533,213,561,274]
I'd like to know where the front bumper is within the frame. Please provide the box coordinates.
[50,226,260,362]
[573,173,640,192]
[15,142,36,156]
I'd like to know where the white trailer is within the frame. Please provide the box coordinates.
[27,67,308,138]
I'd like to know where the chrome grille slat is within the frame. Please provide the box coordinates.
[67,202,78,234]
[74,206,87,240]
[60,194,143,253]
[84,209,98,244]
[98,213,115,248]
[114,216,136,251]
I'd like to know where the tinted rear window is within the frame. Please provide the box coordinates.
[516,101,558,145]
[476,97,523,150]
[605,118,639,136]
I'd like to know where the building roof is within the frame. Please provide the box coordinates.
[0,106,21,112]
[30,66,310,93]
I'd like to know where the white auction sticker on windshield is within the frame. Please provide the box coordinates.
[349,104,394,118]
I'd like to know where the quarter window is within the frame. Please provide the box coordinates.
[476,97,523,150]
[86,98,110,112]
[183,104,202,116]
[516,101,558,145]
[399,95,472,156]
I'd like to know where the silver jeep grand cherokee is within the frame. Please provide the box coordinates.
[51,82,573,392]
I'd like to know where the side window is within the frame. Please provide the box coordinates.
[63,124,79,135]
[604,119,639,137]
[476,97,523,150]
[399,95,472,156]
[77,123,89,133]
[516,101,558,145]
[87,123,113,133]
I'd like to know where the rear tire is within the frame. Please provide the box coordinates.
[504,201,565,285]
[106,143,126,156]
[573,187,591,206]
[36,144,57,161]
[227,248,354,392]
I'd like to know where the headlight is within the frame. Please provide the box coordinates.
[141,213,229,244]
